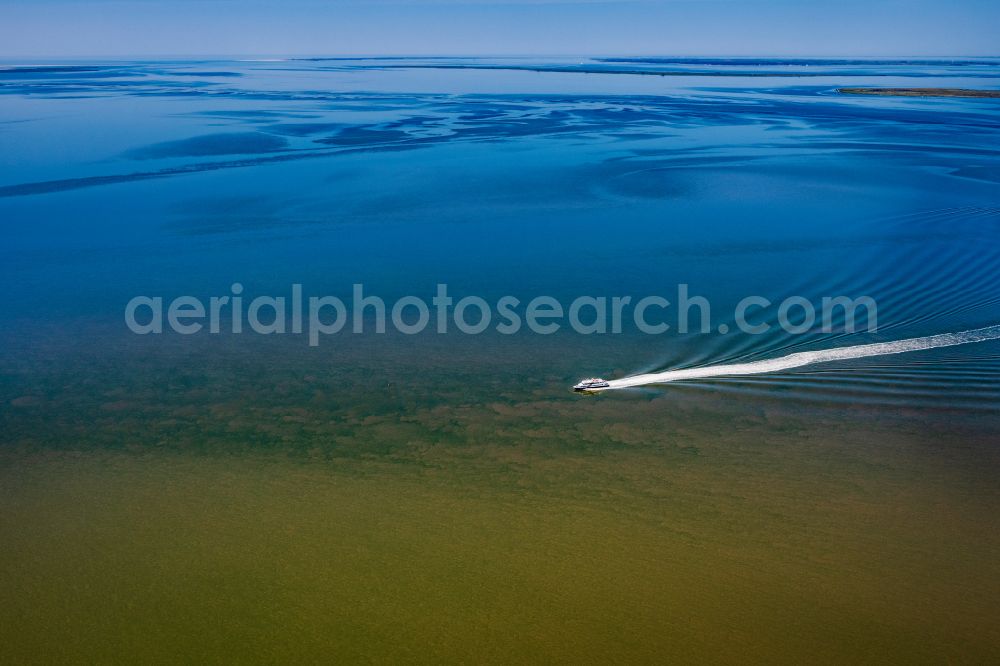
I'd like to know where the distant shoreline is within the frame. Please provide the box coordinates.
[838,87,1000,98]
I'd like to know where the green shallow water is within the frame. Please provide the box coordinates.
[2,327,1000,662]
[3,439,998,663]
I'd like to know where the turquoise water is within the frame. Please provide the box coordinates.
[3,59,1000,404]
[2,58,1000,661]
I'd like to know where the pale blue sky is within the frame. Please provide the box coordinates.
[2,0,997,57]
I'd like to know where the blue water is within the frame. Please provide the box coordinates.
[2,57,1000,411]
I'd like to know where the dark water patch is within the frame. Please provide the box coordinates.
[374,62,1000,79]
[0,78,220,99]
[0,65,125,77]
[323,102,426,112]
[0,171,167,197]
[0,142,439,198]
[0,150,330,197]
[598,57,1000,67]
[317,126,416,146]
[191,109,321,120]
[4,88,998,198]
[384,115,450,129]
[263,122,348,136]
[175,71,242,78]
[433,99,538,113]
[124,132,290,159]
[839,87,1000,99]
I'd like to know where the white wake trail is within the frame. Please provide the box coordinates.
[603,325,1000,390]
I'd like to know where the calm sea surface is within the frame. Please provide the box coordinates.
[2,58,999,661]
